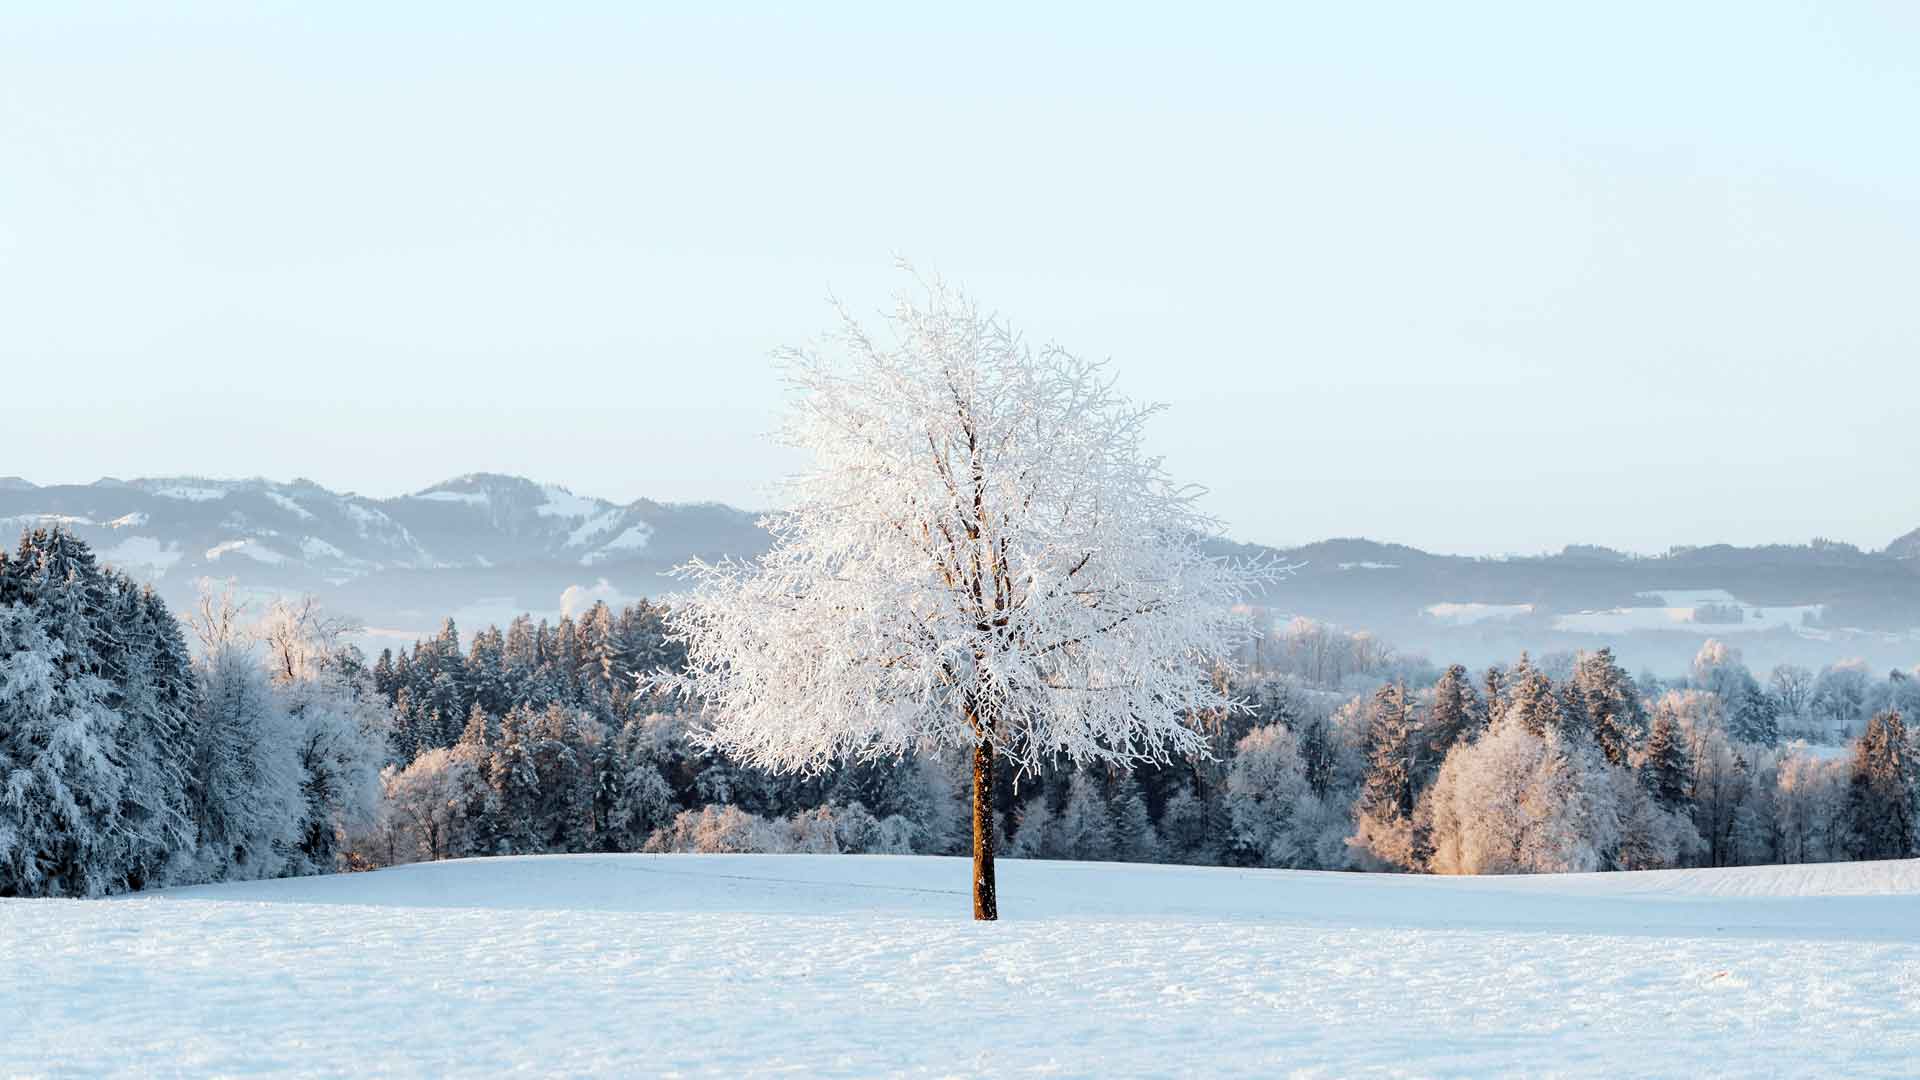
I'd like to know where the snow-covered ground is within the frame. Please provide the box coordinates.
[9,855,1920,1077]
[1553,589,1826,637]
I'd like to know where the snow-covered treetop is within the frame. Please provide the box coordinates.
[655,270,1278,778]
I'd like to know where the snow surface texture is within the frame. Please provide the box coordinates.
[8,855,1920,1078]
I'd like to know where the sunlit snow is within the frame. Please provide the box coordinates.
[9,854,1919,1077]
[1425,601,1535,625]
[98,536,184,579]
[1553,590,1825,636]
[265,491,315,519]
[204,539,286,564]
[537,484,603,519]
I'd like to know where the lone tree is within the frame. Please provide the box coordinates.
[656,272,1272,919]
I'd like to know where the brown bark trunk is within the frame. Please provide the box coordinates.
[971,737,998,921]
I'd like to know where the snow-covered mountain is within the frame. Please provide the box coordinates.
[3,474,1915,670]
[0,474,765,641]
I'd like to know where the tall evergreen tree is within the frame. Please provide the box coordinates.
[1639,705,1694,812]
[1424,664,1484,776]
[1847,710,1917,860]
[1574,648,1643,766]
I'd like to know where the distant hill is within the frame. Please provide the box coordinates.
[3,474,1915,671]
[0,473,764,649]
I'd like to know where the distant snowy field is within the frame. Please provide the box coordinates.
[9,856,1920,1077]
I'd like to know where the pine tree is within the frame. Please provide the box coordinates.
[1847,710,1917,860]
[465,627,509,718]
[1639,705,1694,811]
[1008,795,1059,859]
[1353,681,1419,868]
[1108,778,1160,862]
[1729,688,1782,747]
[0,603,129,896]
[1424,664,1483,775]
[1297,715,1338,799]
[1055,771,1117,861]
[1574,648,1643,767]
[1157,782,1215,865]
[1502,669,1559,737]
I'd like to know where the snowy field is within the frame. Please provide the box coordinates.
[9,856,1920,1077]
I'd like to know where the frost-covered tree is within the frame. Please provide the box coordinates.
[0,604,128,896]
[595,720,681,852]
[1,528,201,896]
[1055,772,1117,861]
[1425,719,1619,875]
[1769,665,1816,737]
[1156,782,1216,865]
[1813,661,1873,738]
[1008,794,1060,860]
[256,598,389,874]
[653,272,1271,919]
[187,642,304,881]
[1108,777,1161,863]
[1225,724,1323,868]
[378,746,481,863]
[1846,710,1917,860]
[1773,747,1849,864]
[1351,682,1420,869]
[1423,664,1483,778]
[1637,701,1694,812]
[1572,648,1642,767]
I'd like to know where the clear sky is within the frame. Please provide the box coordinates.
[5,3,1917,555]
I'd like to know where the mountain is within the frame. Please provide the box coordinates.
[3,474,1915,671]
[0,474,764,647]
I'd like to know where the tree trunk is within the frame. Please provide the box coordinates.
[971,738,998,921]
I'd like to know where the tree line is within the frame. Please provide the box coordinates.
[6,528,1917,895]
[0,528,384,896]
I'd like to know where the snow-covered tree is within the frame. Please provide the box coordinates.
[1,528,201,896]
[1425,719,1619,875]
[1423,664,1484,777]
[186,641,304,881]
[1773,746,1849,864]
[1572,648,1642,767]
[1224,724,1322,868]
[1637,700,1694,812]
[1156,782,1216,865]
[1008,794,1061,860]
[377,746,482,863]
[1055,771,1117,861]
[0,603,128,896]
[653,272,1272,918]
[256,598,389,874]
[1846,710,1917,860]
[1351,682,1420,869]
[1108,778,1161,863]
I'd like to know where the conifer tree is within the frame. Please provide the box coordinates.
[1574,648,1643,767]
[1424,664,1483,776]
[1109,778,1160,862]
[1847,710,1917,860]
[1055,772,1116,861]
[1352,681,1420,868]
[1639,704,1694,812]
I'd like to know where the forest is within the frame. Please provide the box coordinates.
[3,525,1917,896]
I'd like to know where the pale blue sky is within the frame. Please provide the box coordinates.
[5,3,1917,555]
